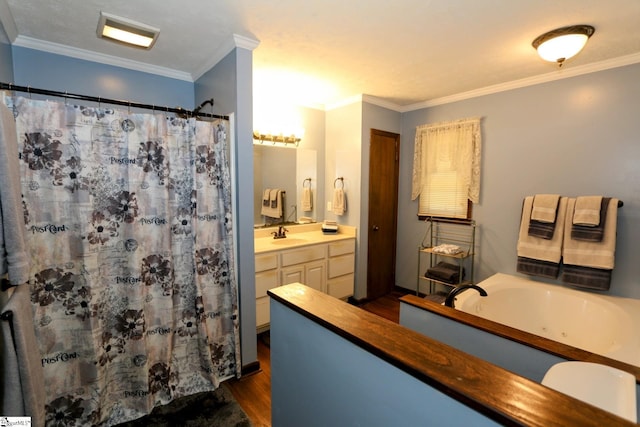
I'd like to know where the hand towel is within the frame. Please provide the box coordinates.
[562,197,618,290]
[1,285,46,427]
[332,188,346,216]
[301,187,313,212]
[573,196,603,226]
[270,188,279,209]
[530,194,560,223]
[571,197,610,242]
[0,102,30,285]
[260,188,271,217]
[517,196,567,278]
[528,194,560,239]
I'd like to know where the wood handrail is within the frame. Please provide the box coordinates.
[269,284,635,426]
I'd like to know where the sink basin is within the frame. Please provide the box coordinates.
[542,361,637,422]
[270,238,308,245]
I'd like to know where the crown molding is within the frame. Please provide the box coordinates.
[13,35,193,81]
[192,33,260,81]
[325,94,363,111]
[324,52,640,113]
[361,94,403,112]
[325,94,402,112]
[400,52,640,112]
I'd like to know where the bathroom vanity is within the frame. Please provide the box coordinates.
[254,223,356,332]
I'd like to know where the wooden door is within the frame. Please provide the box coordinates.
[366,129,400,299]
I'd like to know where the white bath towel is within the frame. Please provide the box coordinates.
[1,285,46,427]
[0,102,30,285]
[301,187,313,212]
[573,196,603,226]
[517,196,567,263]
[332,188,346,216]
[563,197,618,269]
[261,189,282,218]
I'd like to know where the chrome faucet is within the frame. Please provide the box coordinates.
[444,284,487,308]
[272,226,288,239]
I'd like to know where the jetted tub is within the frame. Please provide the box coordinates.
[454,273,640,367]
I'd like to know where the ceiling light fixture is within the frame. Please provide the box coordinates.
[97,12,159,49]
[532,25,595,67]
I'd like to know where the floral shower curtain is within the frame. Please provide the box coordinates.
[5,95,240,426]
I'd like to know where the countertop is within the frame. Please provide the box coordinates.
[254,223,356,254]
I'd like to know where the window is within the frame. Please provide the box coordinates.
[411,118,481,220]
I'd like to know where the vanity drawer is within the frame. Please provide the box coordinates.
[281,244,326,267]
[329,239,355,257]
[328,253,355,279]
[256,269,279,297]
[255,253,278,272]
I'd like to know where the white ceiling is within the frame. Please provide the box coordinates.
[2,0,640,110]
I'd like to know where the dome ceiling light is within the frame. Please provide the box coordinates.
[532,25,595,67]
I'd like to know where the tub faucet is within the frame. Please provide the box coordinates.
[272,226,288,239]
[444,284,487,308]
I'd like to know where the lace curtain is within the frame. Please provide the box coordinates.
[5,95,239,426]
[411,117,482,217]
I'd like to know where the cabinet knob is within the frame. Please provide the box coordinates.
[372,225,379,231]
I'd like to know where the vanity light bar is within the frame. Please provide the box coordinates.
[253,131,301,146]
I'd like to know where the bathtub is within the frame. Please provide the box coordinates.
[454,273,640,367]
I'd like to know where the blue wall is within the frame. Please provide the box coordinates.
[0,20,12,82]
[270,297,499,427]
[11,46,193,108]
[195,49,258,369]
[396,63,640,299]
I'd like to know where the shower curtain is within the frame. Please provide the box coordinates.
[5,95,240,426]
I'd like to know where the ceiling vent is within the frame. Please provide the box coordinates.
[97,12,159,49]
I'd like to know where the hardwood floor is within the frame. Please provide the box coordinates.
[224,334,272,427]
[224,290,408,426]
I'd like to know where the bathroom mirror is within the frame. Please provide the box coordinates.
[253,145,319,227]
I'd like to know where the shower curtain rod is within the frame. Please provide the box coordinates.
[0,82,228,120]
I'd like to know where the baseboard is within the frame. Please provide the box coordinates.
[241,361,261,377]
[347,295,365,305]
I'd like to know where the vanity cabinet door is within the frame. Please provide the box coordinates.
[256,253,279,329]
[281,265,304,285]
[327,274,354,300]
[304,260,326,292]
[281,260,326,292]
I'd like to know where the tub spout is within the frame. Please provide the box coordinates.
[444,284,487,308]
